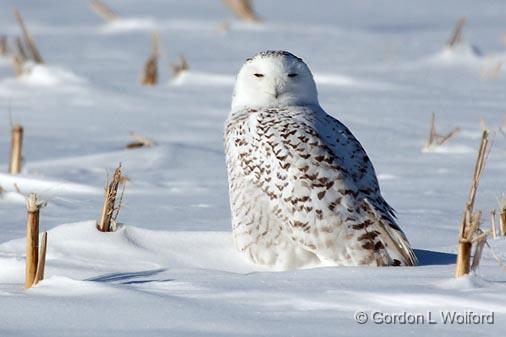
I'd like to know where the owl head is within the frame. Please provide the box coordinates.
[231,51,319,111]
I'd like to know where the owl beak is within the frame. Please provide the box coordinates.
[273,81,282,98]
[267,80,282,98]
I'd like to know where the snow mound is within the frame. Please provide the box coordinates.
[429,43,483,65]
[0,63,87,98]
[0,221,260,284]
[100,18,157,33]
[377,173,398,180]
[18,63,86,87]
[28,276,116,296]
[436,274,493,290]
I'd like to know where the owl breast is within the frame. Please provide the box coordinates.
[225,108,321,269]
[224,106,417,269]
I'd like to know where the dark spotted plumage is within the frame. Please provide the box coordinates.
[225,106,417,268]
[225,50,417,269]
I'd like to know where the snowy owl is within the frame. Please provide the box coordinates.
[224,51,417,269]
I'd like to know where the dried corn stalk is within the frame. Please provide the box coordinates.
[498,195,506,236]
[10,37,29,77]
[11,55,25,77]
[140,32,159,86]
[170,54,189,79]
[34,231,48,286]
[447,17,467,48]
[89,0,118,22]
[455,130,489,277]
[0,36,8,57]
[8,124,23,174]
[126,132,155,149]
[490,209,497,239]
[25,193,47,288]
[423,112,460,151]
[97,164,126,232]
[470,228,487,272]
[222,0,261,22]
[13,9,43,64]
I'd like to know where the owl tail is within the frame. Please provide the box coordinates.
[364,199,418,266]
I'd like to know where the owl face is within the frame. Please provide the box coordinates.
[231,51,319,111]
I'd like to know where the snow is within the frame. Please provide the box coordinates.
[17,63,87,87]
[1,0,506,336]
[100,18,158,34]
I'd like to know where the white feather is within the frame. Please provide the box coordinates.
[225,51,417,269]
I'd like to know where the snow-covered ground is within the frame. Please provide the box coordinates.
[1,0,506,336]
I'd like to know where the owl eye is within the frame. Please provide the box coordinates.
[287,73,298,78]
[254,73,264,78]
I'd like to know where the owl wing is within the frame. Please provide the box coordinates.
[306,109,418,264]
[296,108,397,215]
[228,107,417,266]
